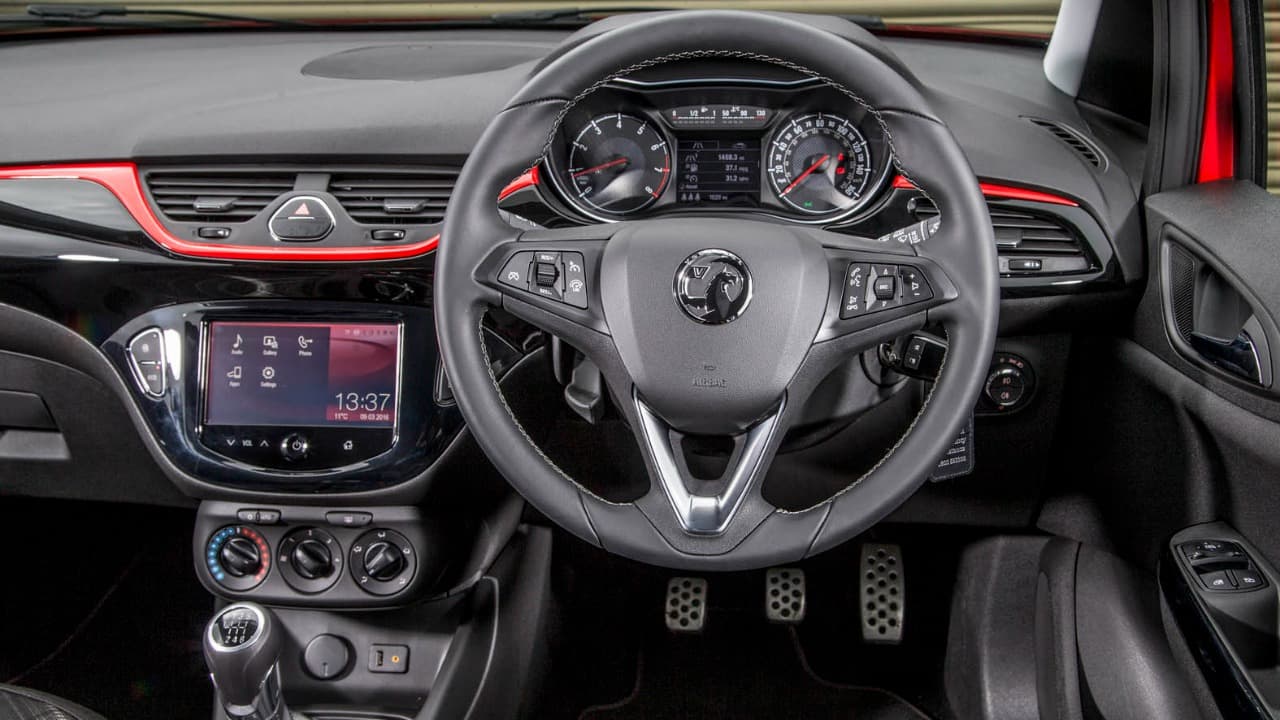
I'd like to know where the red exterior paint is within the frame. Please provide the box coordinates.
[892,175,1079,207]
[1197,0,1235,182]
[0,163,439,261]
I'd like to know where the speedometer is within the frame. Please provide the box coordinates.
[766,113,874,215]
[566,113,672,215]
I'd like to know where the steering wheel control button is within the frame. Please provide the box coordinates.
[873,275,896,300]
[899,267,933,302]
[674,249,753,324]
[499,251,534,289]
[349,528,417,596]
[325,511,373,528]
[279,527,342,594]
[280,433,310,462]
[269,196,335,242]
[368,644,409,674]
[206,526,271,591]
[126,327,167,397]
[304,635,351,680]
[561,252,588,308]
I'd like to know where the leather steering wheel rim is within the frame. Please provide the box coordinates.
[435,10,998,570]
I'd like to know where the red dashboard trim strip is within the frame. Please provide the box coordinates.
[892,175,1079,207]
[498,166,540,202]
[1197,0,1235,183]
[0,163,439,261]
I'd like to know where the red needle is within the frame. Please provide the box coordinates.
[572,157,629,177]
[780,154,830,196]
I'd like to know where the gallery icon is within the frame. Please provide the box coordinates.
[263,336,278,350]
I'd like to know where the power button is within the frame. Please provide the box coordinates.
[281,433,310,462]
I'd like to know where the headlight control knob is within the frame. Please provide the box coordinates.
[982,353,1035,412]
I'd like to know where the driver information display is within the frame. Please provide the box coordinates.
[204,321,399,428]
[676,139,761,205]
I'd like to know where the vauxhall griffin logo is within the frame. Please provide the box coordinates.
[674,249,753,325]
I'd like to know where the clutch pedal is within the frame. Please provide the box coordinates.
[765,567,807,623]
[860,543,904,644]
[665,577,707,632]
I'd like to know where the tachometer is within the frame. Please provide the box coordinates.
[767,113,874,215]
[566,113,671,215]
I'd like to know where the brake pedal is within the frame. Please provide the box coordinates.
[860,543,904,644]
[665,577,707,632]
[765,567,806,623]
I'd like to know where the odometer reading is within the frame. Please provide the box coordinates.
[567,113,672,215]
[767,113,873,215]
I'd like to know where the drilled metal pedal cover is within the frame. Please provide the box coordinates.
[861,543,904,644]
[765,568,806,623]
[665,577,707,633]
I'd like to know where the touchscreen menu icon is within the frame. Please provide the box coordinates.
[263,336,278,350]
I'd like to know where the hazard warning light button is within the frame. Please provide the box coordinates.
[269,196,335,241]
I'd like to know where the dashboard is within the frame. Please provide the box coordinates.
[0,20,1146,514]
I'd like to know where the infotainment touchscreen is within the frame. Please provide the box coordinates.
[204,321,400,428]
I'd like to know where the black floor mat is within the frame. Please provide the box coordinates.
[578,617,928,720]
[535,527,973,720]
[0,500,213,720]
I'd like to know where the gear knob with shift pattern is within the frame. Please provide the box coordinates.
[204,602,291,720]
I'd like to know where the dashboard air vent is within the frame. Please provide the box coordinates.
[911,198,1091,273]
[1024,117,1105,169]
[145,170,296,223]
[328,169,457,225]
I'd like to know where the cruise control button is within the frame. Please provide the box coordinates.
[534,261,560,287]
[498,252,533,289]
[562,252,588,309]
[269,197,334,242]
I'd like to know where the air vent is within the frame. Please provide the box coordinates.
[1024,117,1105,169]
[145,170,295,223]
[911,197,1092,274]
[328,169,457,225]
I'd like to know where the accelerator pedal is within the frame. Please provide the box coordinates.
[860,543,905,644]
[765,567,807,623]
[665,577,707,633]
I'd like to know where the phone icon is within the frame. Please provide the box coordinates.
[297,335,313,349]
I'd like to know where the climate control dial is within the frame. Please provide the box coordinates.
[278,527,342,594]
[206,526,271,591]
[349,529,416,596]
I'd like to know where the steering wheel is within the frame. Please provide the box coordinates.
[436,11,998,570]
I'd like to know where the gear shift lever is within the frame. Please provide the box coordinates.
[204,602,292,720]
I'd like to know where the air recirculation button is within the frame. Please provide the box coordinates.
[278,528,342,594]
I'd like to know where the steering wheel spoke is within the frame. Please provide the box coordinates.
[632,391,786,536]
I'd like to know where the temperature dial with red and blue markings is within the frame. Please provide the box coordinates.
[206,526,271,591]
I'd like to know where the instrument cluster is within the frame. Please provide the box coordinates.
[542,80,896,224]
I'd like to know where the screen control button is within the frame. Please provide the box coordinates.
[326,511,373,528]
[126,327,166,397]
[269,196,335,242]
[281,433,310,462]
